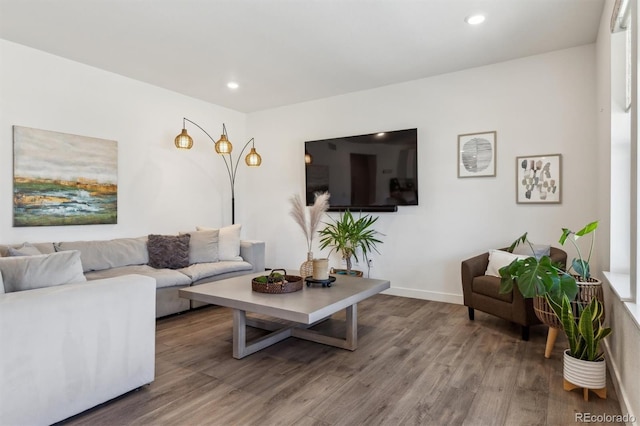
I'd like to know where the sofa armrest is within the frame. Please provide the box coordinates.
[240,240,265,273]
[0,275,156,425]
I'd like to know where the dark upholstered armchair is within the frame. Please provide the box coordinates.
[461,247,567,340]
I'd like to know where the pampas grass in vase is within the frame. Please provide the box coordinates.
[289,192,330,277]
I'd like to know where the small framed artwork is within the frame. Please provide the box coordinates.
[516,154,562,204]
[458,131,496,178]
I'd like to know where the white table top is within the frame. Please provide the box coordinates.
[179,270,390,324]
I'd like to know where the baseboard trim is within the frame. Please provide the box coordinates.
[382,286,463,305]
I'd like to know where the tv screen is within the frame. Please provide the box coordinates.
[305,128,418,212]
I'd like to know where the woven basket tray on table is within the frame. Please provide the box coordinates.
[251,269,303,294]
[533,276,605,328]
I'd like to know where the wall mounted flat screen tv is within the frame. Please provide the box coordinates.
[305,128,418,212]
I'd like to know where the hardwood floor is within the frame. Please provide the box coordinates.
[62,295,622,426]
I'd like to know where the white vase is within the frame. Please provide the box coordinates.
[563,349,606,389]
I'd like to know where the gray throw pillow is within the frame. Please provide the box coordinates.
[512,242,551,259]
[147,234,190,269]
[6,242,42,257]
[197,224,243,261]
[181,229,219,264]
[0,250,86,293]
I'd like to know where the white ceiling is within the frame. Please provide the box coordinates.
[0,0,605,113]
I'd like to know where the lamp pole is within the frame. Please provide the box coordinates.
[175,118,262,224]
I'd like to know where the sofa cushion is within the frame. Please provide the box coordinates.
[0,250,86,293]
[181,229,219,264]
[0,242,55,257]
[179,260,253,282]
[7,242,42,257]
[147,234,190,269]
[55,237,148,272]
[485,249,529,278]
[472,275,513,303]
[85,265,192,289]
[197,224,242,261]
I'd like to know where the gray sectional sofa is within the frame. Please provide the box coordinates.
[0,227,266,317]
[0,226,264,424]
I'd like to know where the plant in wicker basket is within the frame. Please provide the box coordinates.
[498,220,600,310]
[499,221,610,351]
[498,221,611,398]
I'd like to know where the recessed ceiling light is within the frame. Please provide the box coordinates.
[465,14,485,25]
[227,82,239,89]
[376,132,385,137]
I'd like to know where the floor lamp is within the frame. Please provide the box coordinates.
[174,118,262,224]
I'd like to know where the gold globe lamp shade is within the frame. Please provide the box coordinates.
[174,128,193,149]
[245,146,262,166]
[305,150,312,164]
[215,132,232,154]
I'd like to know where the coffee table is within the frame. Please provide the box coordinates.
[179,271,390,359]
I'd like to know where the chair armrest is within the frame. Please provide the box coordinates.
[549,247,568,269]
[461,252,490,305]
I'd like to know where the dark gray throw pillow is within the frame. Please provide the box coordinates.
[147,234,190,269]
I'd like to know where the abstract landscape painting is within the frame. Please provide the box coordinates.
[13,126,117,226]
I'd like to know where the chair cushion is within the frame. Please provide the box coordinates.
[472,275,513,303]
[485,249,529,277]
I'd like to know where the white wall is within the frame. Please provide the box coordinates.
[596,0,639,420]
[246,45,599,304]
[0,39,248,243]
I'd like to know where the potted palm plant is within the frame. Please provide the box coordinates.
[318,210,383,275]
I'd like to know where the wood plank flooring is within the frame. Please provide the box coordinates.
[62,295,623,426]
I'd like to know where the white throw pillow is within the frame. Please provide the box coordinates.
[0,250,86,293]
[512,242,551,259]
[485,249,530,278]
[197,224,242,261]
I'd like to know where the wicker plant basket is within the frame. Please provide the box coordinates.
[533,277,604,328]
[252,269,303,294]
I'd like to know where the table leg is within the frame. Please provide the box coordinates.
[292,304,358,351]
[232,304,359,359]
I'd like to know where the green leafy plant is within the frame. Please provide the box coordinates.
[499,232,578,306]
[550,295,611,361]
[318,210,383,272]
[499,220,612,362]
[558,220,598,281]
[254,272,284,284]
